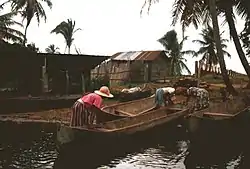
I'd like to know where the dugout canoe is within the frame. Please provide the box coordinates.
[186,97,250,143]
[100,95,187,119]
[56,105,189,146]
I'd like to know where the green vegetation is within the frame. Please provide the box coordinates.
[193,25,231,71]
[11,0,52,45]
[51,19,81,54]
[45,44,60,54]
[0,1,23,43]
[158,30,194,76]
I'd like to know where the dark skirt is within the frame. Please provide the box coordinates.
[70,101,97,127]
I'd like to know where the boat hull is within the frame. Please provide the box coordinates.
[56,107,189,148]
[186,107,250,143]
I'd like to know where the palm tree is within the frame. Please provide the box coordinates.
[45,44,60,54]
[0,1,23,43]
[27,42,39,52]
[217,0,250,83]
[11,0,52,45]
[170,0,250,82]
[141,0,237,95]
[193,25,231,71]
[209,0,237,95]
[158,30,194,76]
[241,20,250,56]
[74,45,81,54]
[51,19,81,54]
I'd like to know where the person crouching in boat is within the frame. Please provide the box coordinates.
[70,86,114,127]
[186,87,209,111]
[155,87,175,108]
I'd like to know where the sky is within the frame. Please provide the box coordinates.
[2,0,249,74]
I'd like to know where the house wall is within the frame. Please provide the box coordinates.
[151,57,170,81]
[91,56,171,84]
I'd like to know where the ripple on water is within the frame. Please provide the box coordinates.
[0,131,57,169]
[99,140,188,169]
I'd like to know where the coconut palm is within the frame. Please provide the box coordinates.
[158,30,194,76]
[45,44,60,54]
[217,0,250,83]
[169,0,250,83]
[27,42,39,52]
[51,19,81,54]
[209,0,237,95]
[241,20,250,56]
[0,1,23,43]
[141,0,237,95]
[193,25,231,71]
[11,0,52,45]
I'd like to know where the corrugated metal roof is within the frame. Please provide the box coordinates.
[111,51,166,61]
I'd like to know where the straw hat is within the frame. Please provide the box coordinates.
[94,86,114,98]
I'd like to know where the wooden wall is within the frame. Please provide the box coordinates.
[91,56,171,85]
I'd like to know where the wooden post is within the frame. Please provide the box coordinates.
[42,66,49,93]
[42,56,49,93]
[195,61,198,78]
[65,70,69,95]
[197,60,202,87]
[109,61,113,87]
[144,62,149,82]
[81,72,85,93]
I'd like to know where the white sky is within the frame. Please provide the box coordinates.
[2,0,249,74]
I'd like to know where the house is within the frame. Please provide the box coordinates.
[91,51,171,84]
[39,53,109,94]
[0,41,109,96]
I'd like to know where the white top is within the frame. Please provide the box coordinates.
[162,87,175,94]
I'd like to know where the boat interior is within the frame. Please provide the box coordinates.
[102,97,156,117]
[96,105,187,130]
[192,97,249,120]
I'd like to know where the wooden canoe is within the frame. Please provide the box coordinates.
[186,97,250,142]
[101,96,156,118]
[56,105,189,146]
[101,95,187,119]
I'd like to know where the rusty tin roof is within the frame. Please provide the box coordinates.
[111,51,167,61]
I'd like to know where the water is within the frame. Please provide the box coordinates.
[0,124,250,169]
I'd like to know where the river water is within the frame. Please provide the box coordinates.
[0,123,249,169]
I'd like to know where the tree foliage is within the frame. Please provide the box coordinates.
[158,30,194,76]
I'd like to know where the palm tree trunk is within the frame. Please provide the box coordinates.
[209,0,237,95]
[209,64,212,72]
[171,58,175,76]
[225,9,250,87]
[65,45,71,94]
[68,46,70,54]
[23,24,29,46]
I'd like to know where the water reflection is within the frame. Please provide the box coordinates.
[0,125,57,169]
[0,123,250,169]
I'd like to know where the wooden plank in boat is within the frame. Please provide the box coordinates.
[203,112,234,117]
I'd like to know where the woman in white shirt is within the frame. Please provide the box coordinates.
[155,87,175,107]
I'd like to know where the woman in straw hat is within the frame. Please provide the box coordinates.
[70,86,114,127]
